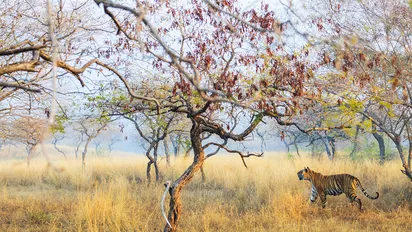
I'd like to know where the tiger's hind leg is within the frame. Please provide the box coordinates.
[347,192,363,211]
[354,197,363,211]
[347,196,354,207]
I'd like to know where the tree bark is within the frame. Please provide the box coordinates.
[327,136,336,159]
[350,125,361,159]
[200,166,206,183]
[164,135,171,166]
[171,134,181,158]
[82,137,92,168]
[292,136,300,157]
[318,133,333,160]
[164,121,204,232]
[154,143,160,182]
[154,161,160,182]
[146,160,153,183]
[26,145,35,167]
[75,142,81,159]
[283,140,290,153]
[372,131,385,164]
[311,143,315,158]
[145,142,155,183]
[394,137,412,182]
[176,135,181,158]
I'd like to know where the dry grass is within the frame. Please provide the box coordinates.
[0,153,411,231]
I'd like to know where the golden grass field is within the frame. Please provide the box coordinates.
[0,153,411,231]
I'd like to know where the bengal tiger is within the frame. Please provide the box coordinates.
[297,167,379,210]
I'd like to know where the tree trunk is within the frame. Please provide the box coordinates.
[145,143,155,183]
[311,143,315,157]
[75,134,83,160]
[171,134,181,158]
[154,143,160,182]
[372,132,385,164]
[164,135,171,166]
[147,160,153,183]
[200,166,206,183]
[172,134,181,158]
[327,136,336,159]
[292,136,300,157]
[75,143,80,159]
[350,125,361,159]
[164,121,205,232]
[175,141,180,158]
[283,140,290,153]
[154,161,160,182]
[407,137,412,181]
[26,145,35,167]
[82,137,92,168]
[394,137,412,181]
[319,133,333,160]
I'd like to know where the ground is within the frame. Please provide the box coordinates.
[0,154,411,231]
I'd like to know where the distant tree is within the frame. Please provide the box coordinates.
[5,117,47,165]
[76,117,110,167]
[125,112,176,183]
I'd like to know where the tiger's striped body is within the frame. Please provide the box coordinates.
[297,167,379,210]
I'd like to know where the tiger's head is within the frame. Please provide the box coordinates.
[297,167,312,181]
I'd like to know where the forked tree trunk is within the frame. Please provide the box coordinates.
[164,122,204,232]
[319,133,333,160]
[145,143,155,183]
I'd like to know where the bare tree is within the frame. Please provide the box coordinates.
[52,133,67,159]
[5,117,47,166]
[78,118,110,167]
[125,112,176,183]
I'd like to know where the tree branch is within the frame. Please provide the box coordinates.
[204,141,263,168]
[0,81,41,93]
[0,45,47,56]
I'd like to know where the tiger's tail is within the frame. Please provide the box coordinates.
[356,179,379,200]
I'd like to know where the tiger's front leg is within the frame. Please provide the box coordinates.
[320,192,327,208]
[309,185,318,204]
